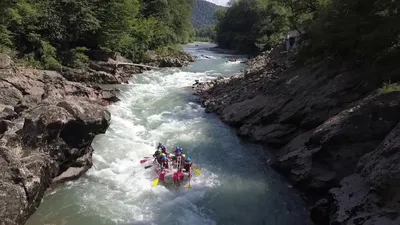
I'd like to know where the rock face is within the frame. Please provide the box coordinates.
[194,48,400,225]
[0,64,118,225]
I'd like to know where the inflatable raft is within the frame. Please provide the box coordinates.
[153,156,192,185]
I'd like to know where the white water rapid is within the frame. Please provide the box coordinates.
[25,43,311,225]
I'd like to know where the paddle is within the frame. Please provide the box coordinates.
[145,165,152,169]
[152,177,159,186]
[192,164,201,176]
[188,173,192,189]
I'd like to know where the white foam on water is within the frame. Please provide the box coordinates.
[76,68,222,224]
[26,46,312,225]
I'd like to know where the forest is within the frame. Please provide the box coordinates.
[191,0,224,29]
[215,0,400,65]
[0,0,195,69]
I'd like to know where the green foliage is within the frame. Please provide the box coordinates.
[0,0,195,68]
[39,41,61,70]
[155,45,183,57]
[380,82,400,94]
[192,0,225,29]
[298,0,400,65]
[69,47,89,69]
[215,0,293,53]
[215,0,400,66]
[195,26,216,42]
[18,53,42,69]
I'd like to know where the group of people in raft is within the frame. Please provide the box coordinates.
[153,143,193,185]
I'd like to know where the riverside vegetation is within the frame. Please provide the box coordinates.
[194,0,400,225]
[0,0,196,224]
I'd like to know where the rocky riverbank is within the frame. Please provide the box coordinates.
[0,55,121,224]
[58,50,195,85]
[193,48,400,225]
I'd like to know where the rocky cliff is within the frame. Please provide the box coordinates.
[193,48,400,225]
[0,56,119,225]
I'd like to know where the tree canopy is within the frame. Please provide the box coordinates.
[0,0,195,69]
[214,0,400,65]
[192,0,224,29]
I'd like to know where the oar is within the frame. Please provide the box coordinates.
[192,165,201,176]
[188,173,192,189]
[152,177,159,186]
[145,165,152,169]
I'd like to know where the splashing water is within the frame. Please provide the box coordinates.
[26,43,311,225]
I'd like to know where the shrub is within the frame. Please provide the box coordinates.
[380,82,400,94]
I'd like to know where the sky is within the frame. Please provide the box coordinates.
[205,0,229,6]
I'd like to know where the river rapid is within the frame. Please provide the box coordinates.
[25,43,312,225]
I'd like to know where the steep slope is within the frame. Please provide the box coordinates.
[192,0,225,29]
[0,55,119,224]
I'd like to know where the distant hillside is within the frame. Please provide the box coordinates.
[192,0,225,29]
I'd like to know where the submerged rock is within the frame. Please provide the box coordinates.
[0,66,116,224]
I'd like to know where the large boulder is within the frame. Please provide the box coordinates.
[323,123,400,225]
[271,91,400,193]
[0,67,115,225]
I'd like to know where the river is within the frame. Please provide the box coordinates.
[25,43,311,225]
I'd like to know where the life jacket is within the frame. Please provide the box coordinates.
[184,162,192,172]
[173,172,179,181]
[176,156,182,170]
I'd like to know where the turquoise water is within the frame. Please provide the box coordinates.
[25,43,311,225]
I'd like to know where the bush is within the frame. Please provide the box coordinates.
[155,45,183,57]
[70,47,89,68]
[380,82,400,94]
[18,53,42,69]
[39,41,62,70]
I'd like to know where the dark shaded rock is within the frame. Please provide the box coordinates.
[194,47,400,225]
[271,91,400,194]
[358,122,400,199]
[329,174,371,224]
[310,198,331,225]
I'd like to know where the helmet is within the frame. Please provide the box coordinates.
[179,147,183,151]
[182,154,186,158]
[162,156,167,160]
[158,142,162,146]
[175,146,180,150]
[177,151,182,156]
[186,157,191,162]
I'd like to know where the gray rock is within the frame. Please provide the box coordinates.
[0,54,12,69]
[0,66,113,224]
[194,48,400,225]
